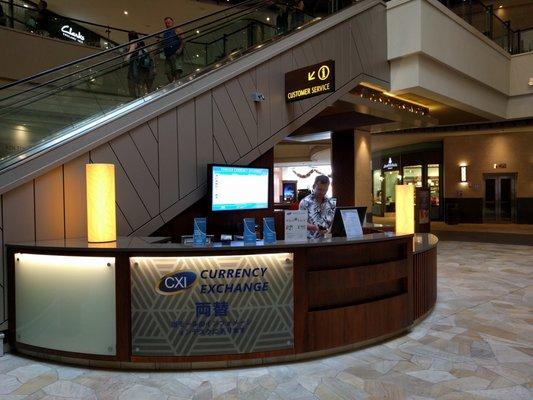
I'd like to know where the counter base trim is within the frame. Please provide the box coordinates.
[14,326,413,370]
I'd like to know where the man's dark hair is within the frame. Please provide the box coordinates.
[164,16,174,22]
[313,175,330,186]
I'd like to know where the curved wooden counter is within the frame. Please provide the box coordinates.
[6,233,438,369]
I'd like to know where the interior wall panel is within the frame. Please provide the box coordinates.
[110,134,159,217]
[212,87,252,156]
[158,110,180,211]
[3,181,35,243]
[64,154,89,239]
[195,92,214,186]
[177,101,198,198]
[34,167,65,241]
[130,123,159,184]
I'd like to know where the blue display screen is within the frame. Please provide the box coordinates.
[211,166,269,211]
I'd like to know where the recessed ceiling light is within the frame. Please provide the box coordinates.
[266,17,270,21]
[499,5,503,8]
[124,10,128,15]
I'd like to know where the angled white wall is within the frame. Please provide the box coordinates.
[387,0,533,119]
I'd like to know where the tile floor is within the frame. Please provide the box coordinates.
[0,241,532,399]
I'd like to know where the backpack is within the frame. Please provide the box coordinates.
[137,49,153,70]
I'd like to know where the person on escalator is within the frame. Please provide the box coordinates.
[162,16,184,83]
[35,0,51,35]
[125,31,154,98]
[0,4,7,27]
[291,0,305,30]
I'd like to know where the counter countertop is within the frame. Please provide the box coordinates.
[6,233,438,254]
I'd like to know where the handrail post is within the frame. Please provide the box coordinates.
[223,33,227,57]
[505,20,511,52]
[517,29,522,54]
[205,42,208,66]
[487,5,493,38]
[467,0,472,24]
[8,0,14,28]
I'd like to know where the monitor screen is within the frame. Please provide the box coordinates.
[210,165,269,211]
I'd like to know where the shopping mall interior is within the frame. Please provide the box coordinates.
[0,0,531,399]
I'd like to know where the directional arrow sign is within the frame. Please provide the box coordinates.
[285,60,335,102]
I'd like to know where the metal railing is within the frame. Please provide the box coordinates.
[0,0,350,170]
[436,0,532,54]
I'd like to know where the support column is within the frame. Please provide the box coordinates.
[331,129,372,209]
[331,130,355,206]
[354,129,372,211]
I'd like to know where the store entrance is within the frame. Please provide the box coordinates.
[483,173,517,223]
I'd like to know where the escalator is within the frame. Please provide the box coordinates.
[0,0,389,231]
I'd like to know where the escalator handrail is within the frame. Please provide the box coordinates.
[0,0,264,91]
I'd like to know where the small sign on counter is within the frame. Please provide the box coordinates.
[284,210,307,241]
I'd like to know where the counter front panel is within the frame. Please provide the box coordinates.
[130,253,294,356]
[6,233,438,369]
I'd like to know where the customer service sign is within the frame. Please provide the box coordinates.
[130,253,293,356]
[285,60,335,102]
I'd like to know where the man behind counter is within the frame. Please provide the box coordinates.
[299,175,335,239]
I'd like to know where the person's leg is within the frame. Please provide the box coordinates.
[128,79,137,98]
[165,56,175,83]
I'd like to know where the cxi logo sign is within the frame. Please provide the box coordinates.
[156,271,197,295]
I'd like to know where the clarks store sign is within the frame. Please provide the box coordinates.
[61,25,86,44]
[285,60,335,102]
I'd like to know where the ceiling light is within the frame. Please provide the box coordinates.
[499,5,503,8]
[196,30,200,34]
[124,10,128,15]
[266,17,270,21]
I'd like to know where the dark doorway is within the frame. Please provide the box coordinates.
[483,173,517,223]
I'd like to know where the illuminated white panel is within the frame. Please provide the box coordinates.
[15,253,116,355]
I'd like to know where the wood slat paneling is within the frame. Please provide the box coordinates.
[212,103,239,163]
[308,260,408,309]
[306,294,409,351]
[413,247,438,320]
[64,154,89,239]
[130,124,159,184]
[256,62,271,144]
[213,87,252,156]
[195,92,213,186]
[177,101,197,197]
[3,181,35,242]
[34,166,64,241]
[225,78,257,147]
[110,134,159,217]
[158,109,180,211]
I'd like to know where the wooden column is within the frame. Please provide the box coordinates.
[331,130,355,206]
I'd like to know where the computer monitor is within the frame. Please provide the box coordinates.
[208,164,269,211]
[330,206,367,237]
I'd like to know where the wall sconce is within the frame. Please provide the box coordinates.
[460,165,467,183]
[86,164,116,243]
[395,185,414,234]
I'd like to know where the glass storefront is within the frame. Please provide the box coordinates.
[371,148,443,220]
[403,165,423,187]
[427,164,440,219]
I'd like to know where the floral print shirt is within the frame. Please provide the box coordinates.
[299,193,336,239]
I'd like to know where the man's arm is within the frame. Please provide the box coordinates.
[176,27,184,53]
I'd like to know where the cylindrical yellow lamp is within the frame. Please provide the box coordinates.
[86,163,116,243]
[395,184,414,234]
